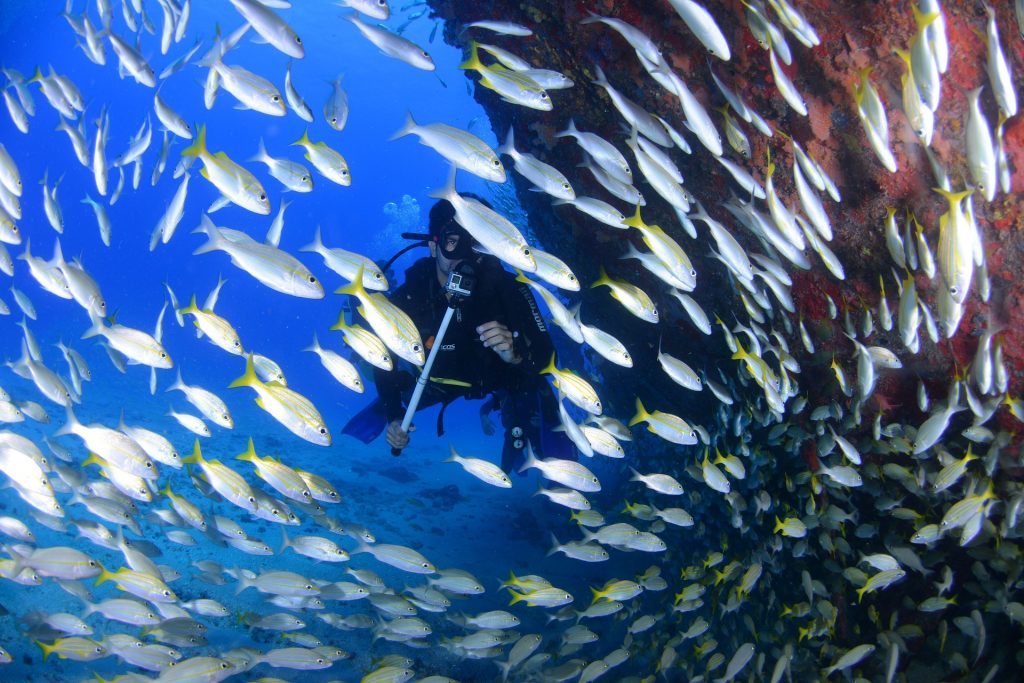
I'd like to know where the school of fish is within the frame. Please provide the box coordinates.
[0,0,1022,681]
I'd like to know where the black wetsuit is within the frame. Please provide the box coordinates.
[370,254,570,471]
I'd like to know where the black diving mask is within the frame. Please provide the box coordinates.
[437,225,477,261]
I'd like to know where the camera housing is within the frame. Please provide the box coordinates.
[445,260,476,301]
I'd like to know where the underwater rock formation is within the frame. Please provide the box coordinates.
[426,0,1024,444]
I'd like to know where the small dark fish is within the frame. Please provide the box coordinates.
[429,22,438,43]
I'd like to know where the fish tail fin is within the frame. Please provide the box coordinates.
[16,237,30,261]
[591,64,608,88]
[628,467,642,481]
[444,444,459,463]
[730,338,748,361]
[459,41,483,71]
[539,353,557,377]
[497,127,515,156]
[180,124,206,158]
[279,526,291,553]
[291,128,311,148]
[513,269,531,286]
[228,354,260,390]
[628,398,648,427]
[81,453,103,468]
[389,111,418,141]
[181,439,204,465]
[427,165,458,203]
[328,308,349,332]
[589,586,603,605]
[49,238,66,269]
[303,332,321,355]
[191,214,224,255]
[178,293,199,317]
[774,516,784,534]
[554,117,578,139]
[333,265,368,299]
[507,590,524,606]
[166,369,185,394]
[235,437,258,463]
[94,567,116,587]
[234,573,254,595]
[299,225,324,254]
[546,533,561,557]
[56,404,81,437]
[249,137,268,164]
[517,441,539,474]
[621,204,645,230]
[35,640,54,661]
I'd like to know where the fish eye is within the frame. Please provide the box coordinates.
[272,95,280,102]
[248,496,256,503]
[302,175,310,182]
[329,491,338,499]
[162,590,171,596]
[331,118,336,124]
[259,193,267,201]
[303,490,311,497]
[95,646,103,653]
[220,663,229,669]
[541,93,549,99]
[160,352,167,358]
[342,169,349,177]
[413,344,421,352]
[89,560,97,566]
[305,584,313,590]
[492,159,500,166]
[374,272,382,279]
[421,51,429,58]
[308,275,317,283]
[524,248,531,255]
[563,183,570,190]
[295,36,302,44]
[233,341,240,347]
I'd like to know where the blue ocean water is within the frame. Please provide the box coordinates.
[0,2,645,680]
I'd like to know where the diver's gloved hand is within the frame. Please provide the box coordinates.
[386,420,414,450]
[477,321,520,364]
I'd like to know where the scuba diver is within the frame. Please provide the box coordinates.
[342,196,575,472]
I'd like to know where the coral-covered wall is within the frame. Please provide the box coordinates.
[426,0,1024,442]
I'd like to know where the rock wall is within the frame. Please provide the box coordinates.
[427,0,1024,449]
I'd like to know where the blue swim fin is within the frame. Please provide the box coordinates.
[341,398,389,444]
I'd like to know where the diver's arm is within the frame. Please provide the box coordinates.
[502,278,555,375]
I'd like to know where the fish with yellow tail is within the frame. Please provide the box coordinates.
[180,125,270,215]
[540,354,602,415]
[590,267,658,323]
[629,398,697,445]
[228,354,331,446]
[335,265,424,366]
